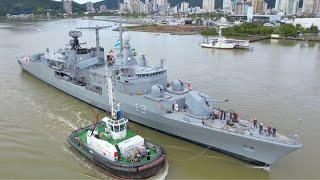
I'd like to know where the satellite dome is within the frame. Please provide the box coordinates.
[123,32,131,43]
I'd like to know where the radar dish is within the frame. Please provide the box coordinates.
[69,31,82,38]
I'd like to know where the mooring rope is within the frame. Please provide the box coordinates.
[164,144,212,162]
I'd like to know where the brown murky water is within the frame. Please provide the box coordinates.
[0,19,319,179]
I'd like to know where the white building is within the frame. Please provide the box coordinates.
[100,5,107,13]
[157,0,170,15]
[203,0,215,12]
[180,2,190,12]
[157,0,166,6]
[275,0,299,15]
[151,0,158,12]
[223,0,233,13]
[145,0,151,13]
[302,0,320,15]
[87,1,95,14]
[247,6,253,22]
[170,6,179,14]
[63,0,72,15]
[287,0,299,15]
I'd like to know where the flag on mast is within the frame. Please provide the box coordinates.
[114,39,121,49]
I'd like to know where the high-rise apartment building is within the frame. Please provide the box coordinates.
[63,0,72,15]
[203,0,215,12]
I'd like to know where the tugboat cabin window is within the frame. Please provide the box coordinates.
[120,124,125,131]
[114,125,120,132]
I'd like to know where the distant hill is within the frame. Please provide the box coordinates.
[0,0,86,16]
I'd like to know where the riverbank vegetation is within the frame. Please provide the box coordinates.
[200,23,319,37]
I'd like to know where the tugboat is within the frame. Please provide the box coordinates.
[67,78,166,179]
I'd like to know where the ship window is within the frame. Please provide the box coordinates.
[114,125,120,132]
[120,124,125,131]
[110,125,114,132]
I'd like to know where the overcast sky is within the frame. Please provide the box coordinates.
[55,0,103,4]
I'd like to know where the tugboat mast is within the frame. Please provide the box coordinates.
[107,77,115,118]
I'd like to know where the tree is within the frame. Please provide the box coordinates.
[308,25,319,34]
[279,24,298,37]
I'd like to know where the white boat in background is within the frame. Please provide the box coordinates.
[200,28,250,49]
[201,29,236,49]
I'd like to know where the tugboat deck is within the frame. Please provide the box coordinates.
[76,124,159,164]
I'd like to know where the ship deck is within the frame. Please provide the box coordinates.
[164,111,300,146]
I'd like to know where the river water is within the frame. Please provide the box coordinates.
[0,19,319,179]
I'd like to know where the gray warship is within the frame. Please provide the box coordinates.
[17,22,301,167]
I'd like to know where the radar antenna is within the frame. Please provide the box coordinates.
[76,26,111,55]
[69,30,82,50]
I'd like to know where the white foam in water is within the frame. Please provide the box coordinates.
[247,165,270,171]
[148,161,169,180]
[57,116,78,130]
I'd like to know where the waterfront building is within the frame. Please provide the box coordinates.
[63,0,72,15]
[287,0,299,15]
[190,6,201,13]
[170,6,179,14]
[302,0,320,15]
[235,0,245,14]
[157,0,170,15]
[275,0,299,15]
[157,0,166,6]
[247,6,254,21]
[100,5,107,13]
[248,0,266,14]
[235,1,243,14]
[180,2,190,12]
[223,0,233,13]
[87,1,95,14]
[151,0,158,13]
[145,0,151,14]
[203,0,215,12]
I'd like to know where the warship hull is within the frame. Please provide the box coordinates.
[19,60,299,166]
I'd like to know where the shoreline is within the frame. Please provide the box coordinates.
[125,24,320,42]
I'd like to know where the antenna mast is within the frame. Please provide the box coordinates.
[119,13,124,55]
[77,26,111,56]
[107,77,115,118]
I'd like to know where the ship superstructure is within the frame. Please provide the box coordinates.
[17,21,301,166]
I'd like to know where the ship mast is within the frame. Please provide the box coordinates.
[119,13,124,56]
[77,26,111,56]
[107,77,116,118]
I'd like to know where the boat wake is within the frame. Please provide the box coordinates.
[148,161,169,180]
[57,116,78,130]
[246,165,270,171]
